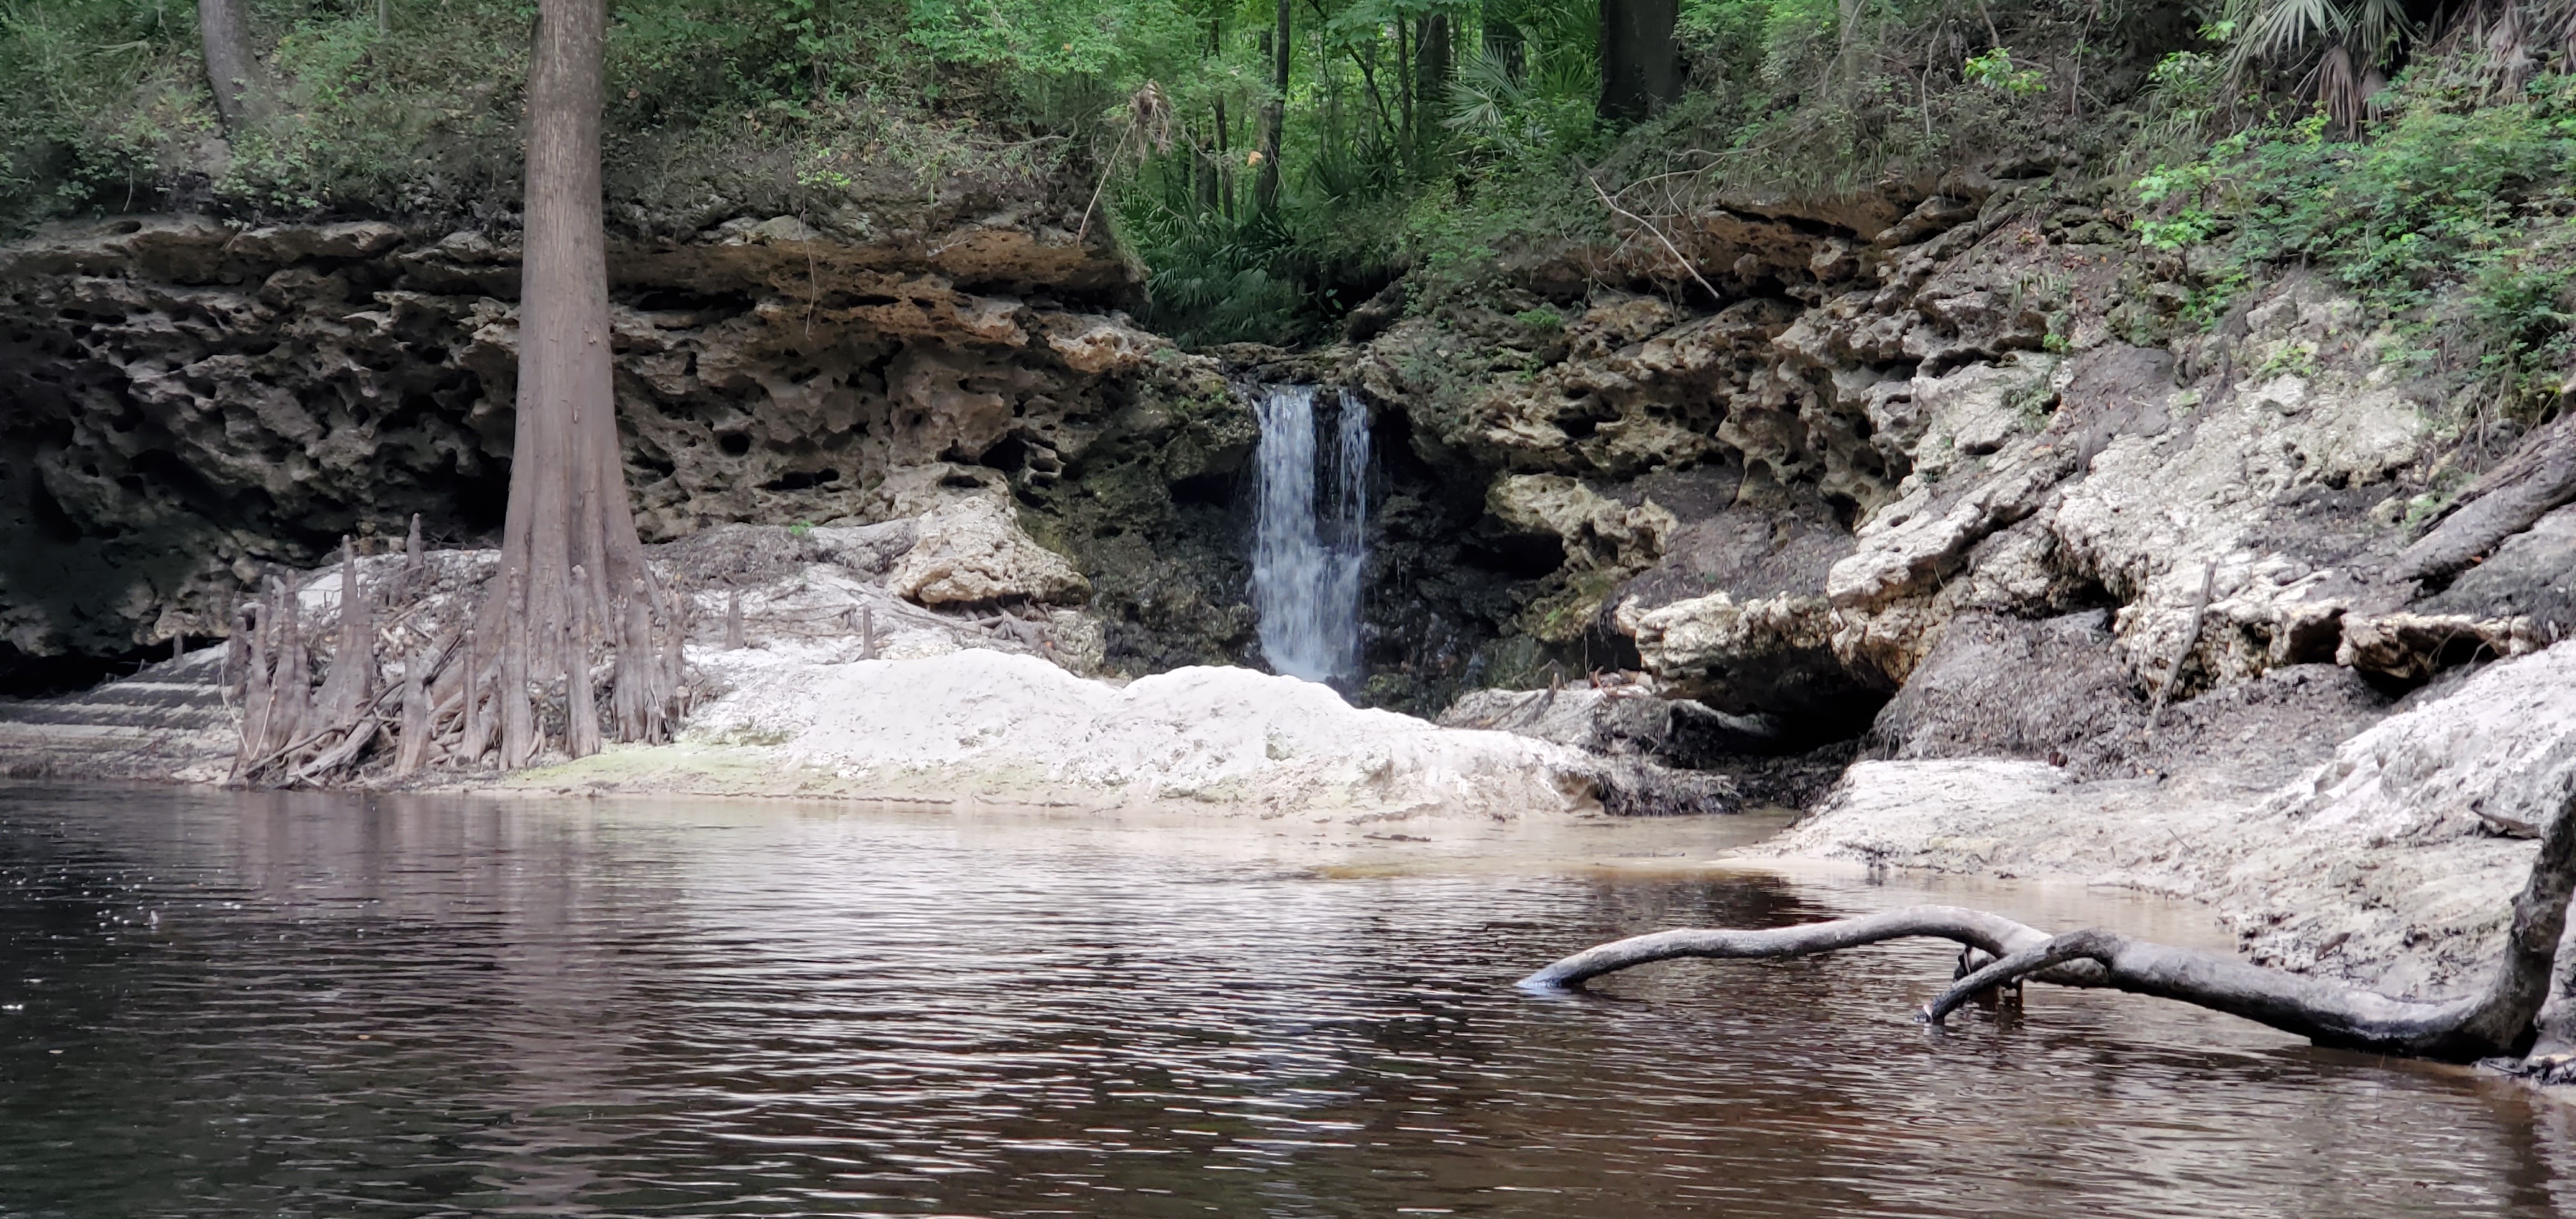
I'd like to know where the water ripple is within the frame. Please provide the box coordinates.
[1,784,2570,1218]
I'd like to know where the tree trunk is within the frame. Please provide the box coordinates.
[480,0,668,768]
[458,627,490,763]
[1598,0,1682,122]
[1397,20,1414,157]
[2392,412,2576,585]
[197,0,270,135]
[566,566,602,759]
[1526,786,2576,1066]
[268,581,310,753]
[231,601,271,777]
[398,511,424,601]
[502,573,533,767]
[394,649,431,776]
[311,540,376,728]
[1418,13,1453,149]
[1255,0,1288,215]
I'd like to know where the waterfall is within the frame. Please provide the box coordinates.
[1251,385,1372,685]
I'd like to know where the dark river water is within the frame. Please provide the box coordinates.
[3,783,2571,1218]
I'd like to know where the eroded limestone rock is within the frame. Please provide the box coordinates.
[2055,282,2432,690]
[0,211,1229,663]
[889,498,1091,608]
[1484,475,1675,572]
[1440,684,1783,765]
[1613,588,1856,733]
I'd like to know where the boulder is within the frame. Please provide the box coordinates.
[1484,474,1675,571]
[1440,685,1784,765]
[1614,588,1860,737]
[889,498,1091,607]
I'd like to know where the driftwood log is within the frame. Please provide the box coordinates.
[1524,783,2576,1069]
[2393,412,2576,585]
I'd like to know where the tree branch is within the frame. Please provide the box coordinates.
[1589,174,1723,302]
[1519,905,2074,990]
[1525,782,2576,1064]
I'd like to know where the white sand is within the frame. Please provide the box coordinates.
[682,647,1599,818]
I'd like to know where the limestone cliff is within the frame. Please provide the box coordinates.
[1337,168,2573,772]
[9,160,2572,797]
[0,203,1256,678]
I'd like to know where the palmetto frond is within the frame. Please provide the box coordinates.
[2229,0,2413,66]
[2225,0,2413,134]
[1443,52,1526,139]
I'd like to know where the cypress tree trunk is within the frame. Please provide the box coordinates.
[1598,0,1682,122]
[483,0,668,768]
[197,0,270,134]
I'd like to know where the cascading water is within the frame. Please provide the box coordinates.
[1251,384,1372,686]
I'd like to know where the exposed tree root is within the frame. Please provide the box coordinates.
[1523,785,2576,1066]
[225,529,688,787]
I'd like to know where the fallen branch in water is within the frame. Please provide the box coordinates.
[1522,783,2576,1066]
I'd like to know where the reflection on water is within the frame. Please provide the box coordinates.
[1,783,2572,1218]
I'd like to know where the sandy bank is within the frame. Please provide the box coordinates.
[1752,640,2576,995]
[464,648,1607,827]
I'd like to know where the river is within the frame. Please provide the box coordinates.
[1,783,2568,1216]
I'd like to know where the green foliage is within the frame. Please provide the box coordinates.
[1963,47,2046,95]
[2131,45,2230,165]
[2130,70,2576,414]
[0,0,207,225]
[0,0,1103,230]
[1109,0,1617,339]
[1117,201,1308,345]
[1641,0,2132,213]
[1443,47,1598,158]
[2225,0,2412,73]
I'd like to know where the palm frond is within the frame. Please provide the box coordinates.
[1444,52,1526,139]
[2228,0,2414,70]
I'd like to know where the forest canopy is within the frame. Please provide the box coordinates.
[7,1,2575,352]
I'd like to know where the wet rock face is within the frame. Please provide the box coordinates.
[0,212,1248,669]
